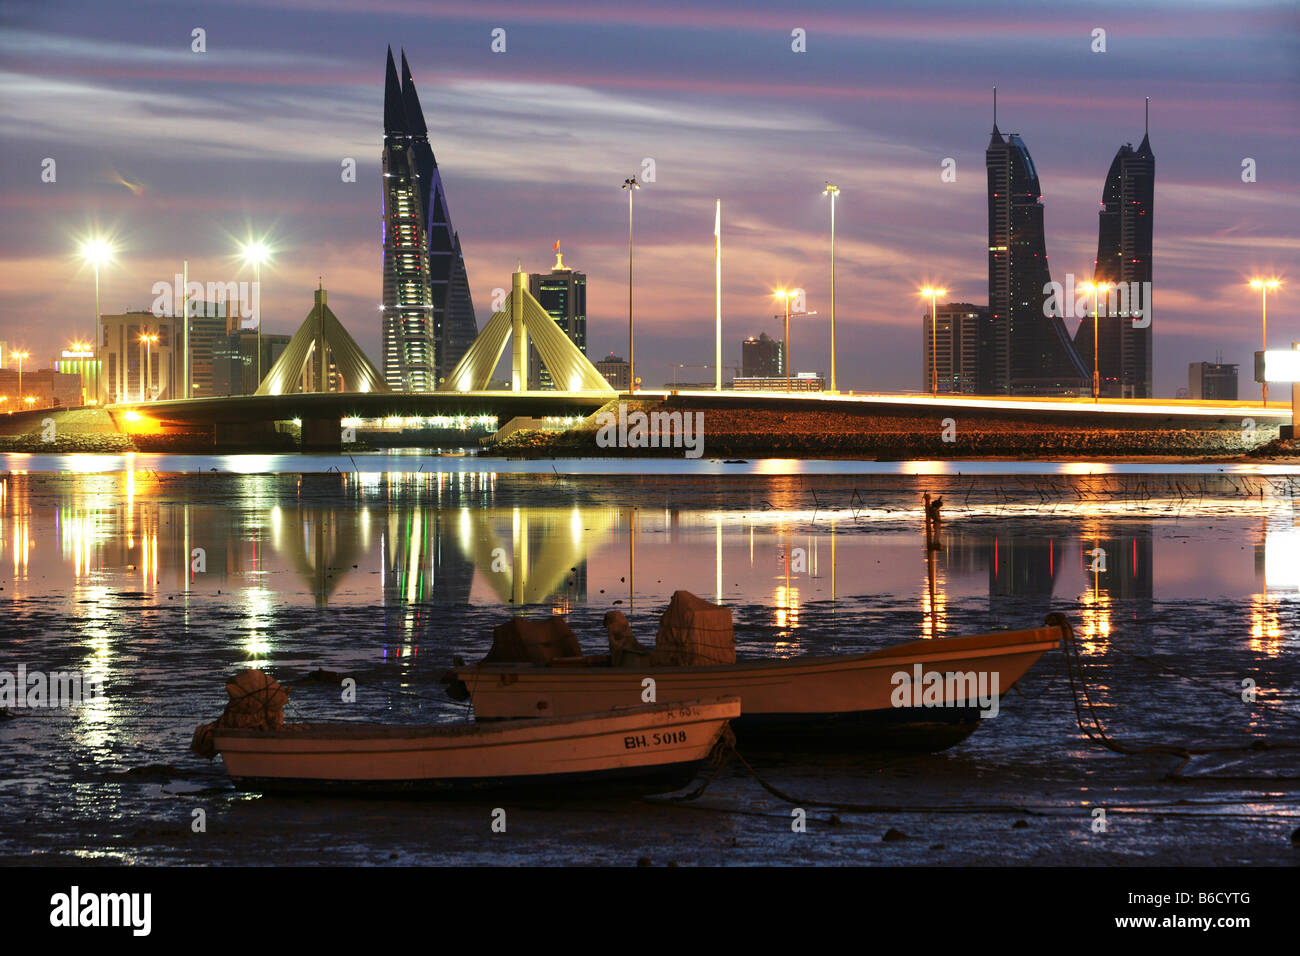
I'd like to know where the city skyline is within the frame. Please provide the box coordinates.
[0,0,1295,397]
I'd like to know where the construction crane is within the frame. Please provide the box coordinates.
[672,363,713,387]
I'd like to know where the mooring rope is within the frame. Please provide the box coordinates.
[650,611,1300,812]
[1050,611,1300,776]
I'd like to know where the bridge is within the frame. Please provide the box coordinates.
[110,390,616,448]
[80,388,1293,449]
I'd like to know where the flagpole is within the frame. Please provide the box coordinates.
[715,199,722,392]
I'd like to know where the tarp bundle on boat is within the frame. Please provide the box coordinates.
[483,617,584,665]
[654,591,735,666]
[190,669,289,759]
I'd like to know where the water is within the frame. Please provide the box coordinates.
[1,460,1298,865]
[6,451,1300,475]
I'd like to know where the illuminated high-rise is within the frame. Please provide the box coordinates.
[381,47,478,391]
[527,247,587,389]
[1074,123,1154,398]
[986,122,1090,395]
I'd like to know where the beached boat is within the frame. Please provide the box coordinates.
[212,696,740,795]
[448,610,1067,752]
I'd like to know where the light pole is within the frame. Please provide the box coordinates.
[14,350,29,406]
[823,183,839,393]
[240,240,271,392]
[622,177,640,392]
[79,237,114,402]
[1079,281,1111,401]
[774,291,794,392]
[1251,278,1281,406]
[920,288,947,396]
[772,292,818,393]
[139,332,158,401]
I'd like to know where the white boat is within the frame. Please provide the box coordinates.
[449,619,1066,752]
[212,697,740,796]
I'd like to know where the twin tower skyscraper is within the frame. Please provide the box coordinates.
[984,97,1154,398]
[380,47,478,392]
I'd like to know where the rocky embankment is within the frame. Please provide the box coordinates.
[493,397,1287,460]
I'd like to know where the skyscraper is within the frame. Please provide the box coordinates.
[527,245,587,389]
[922,303,986,394]
[1074,117,1154,398]
[381,47,478,392]
[742,332,783,378]
[986,117,1090,395]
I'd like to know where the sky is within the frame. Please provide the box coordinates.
[0,0,1297,395]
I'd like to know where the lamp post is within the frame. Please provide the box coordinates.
[240,240,271,391]
[920,288,947,396]
[622,177,640,392]
[823,183,839,393]
[14,350,29,406]
[79,237,113,402]
[139,332,158,401]
[774,291,795,392]
[1079,281,1111,401]
[771,292,818,393]
[1250,279,1281,406]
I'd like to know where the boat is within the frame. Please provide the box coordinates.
[446,599,1067,752]
[211,696,741,796]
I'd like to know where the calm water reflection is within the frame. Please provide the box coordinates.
[2,470,1297,649]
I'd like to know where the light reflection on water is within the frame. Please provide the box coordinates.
[5,452,1300,476]
[1,471,1297,643]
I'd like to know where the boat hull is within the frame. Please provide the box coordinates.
[213,697,738,796]
[454,625,1063,753]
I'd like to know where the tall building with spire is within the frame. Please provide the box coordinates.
[1074,106,1154,398]
[985,100,1090,396]
[381,47,478,392]
[527,243,587,389]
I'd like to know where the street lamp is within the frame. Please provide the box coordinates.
[774,291,796,392]
[1079,281,1111,401]
[621,178,640,392]
[919,288,948,396]
[823,183,840,393]
[240,239,272,390]
[1250,278,1281,406]
[13,350,29,406]
[79,237,113,401]
[139,331,158,401]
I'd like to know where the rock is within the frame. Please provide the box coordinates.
[1012,819,1029,829]
[636,856,652,867]
[883,827,907,842]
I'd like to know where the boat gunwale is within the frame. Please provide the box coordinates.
[457,629,1063,679]
[212,696,740,745]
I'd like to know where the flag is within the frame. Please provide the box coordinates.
[553,240,560,251]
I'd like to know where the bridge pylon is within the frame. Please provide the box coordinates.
[442,267,614,394]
